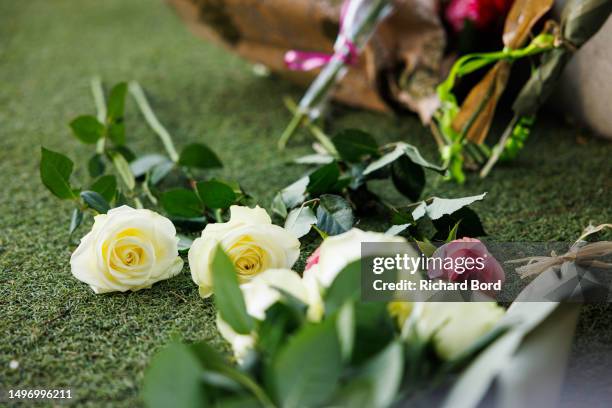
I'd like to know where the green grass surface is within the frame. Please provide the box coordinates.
[1,0,611,406]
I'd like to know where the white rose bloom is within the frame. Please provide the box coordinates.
[315,228,408,288]
[217,268,323,361]
[415,302,505,360]
[188,205,300,298]
[70,206,183,294]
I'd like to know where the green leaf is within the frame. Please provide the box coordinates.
[333,129,379,162]
[307,162,340,196]
[90,175,117,202]
[107,82,127,121]
[284,206,317,238]
[363,144,405,175]
[179,143,223,169]
[160,189,202,218]
[412,193,487,221]
[142,342,206,408]
[416,239,437,257]
[432,207,486,240]
[40,147,77,199]
[69,208,83,235]
[385,224,411,236]
[106,82,127,145]
[403,144,446,174]
[130,154,171,178]
[211,246,254,335]
[316,194,354,236]
[336,302,355,362]
[270,318,342,408]
[196,180,236,209]
[108,151,135,190]
[87,154,105,178]
[391,155,426,202]
[342,340,404,408]
[364,143,445,176]
[190,342,274,407]
[80,190,110,214]
[69,115,104,144]
[325,260,361,315]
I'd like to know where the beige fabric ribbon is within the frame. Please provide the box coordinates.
[508,224,612,278]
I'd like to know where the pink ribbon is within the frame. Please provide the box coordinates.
[284,0,359,71]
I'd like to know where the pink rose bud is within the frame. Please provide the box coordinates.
[445,0,513,32]
[428,238,505,292]
[304,246,321,272]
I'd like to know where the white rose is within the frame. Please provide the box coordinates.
[188,205,300,298]
[70,205,183,294]
[314,228,409,288]
[414,302,505,360]
[217,268,323,361]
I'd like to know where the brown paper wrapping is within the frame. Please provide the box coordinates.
[168,0,446,121]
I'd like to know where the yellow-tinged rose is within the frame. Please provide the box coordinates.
[188,205,300,298]
[415,302,505,360]
[70,206,183,294]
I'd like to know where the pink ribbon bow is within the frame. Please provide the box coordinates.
[284,0,359,71]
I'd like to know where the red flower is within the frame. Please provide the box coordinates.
[445,0,513,32]
[428,237,505,291]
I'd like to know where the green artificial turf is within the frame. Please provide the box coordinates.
[1,0,611,406]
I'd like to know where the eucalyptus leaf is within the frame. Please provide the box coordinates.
[80,190,110,214]
[333,129,379,163]
[211,246,254,335]
[284,206,317,239]
[40,147,77,200]
[142,342,206,408]
[280,177,309,209]
[196,180,236,209]
[149,161,175,185]
[316,194,354,236]
[90,175,117,202]
[69,115,104,144]
[130,154,171,178]
[160,189,203,218]
[69,208,83,235]
[271,192,288,218]
[269,317,342,408]
[307,162,340,196]
[108,151,135,190]
[179,143,222,169]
